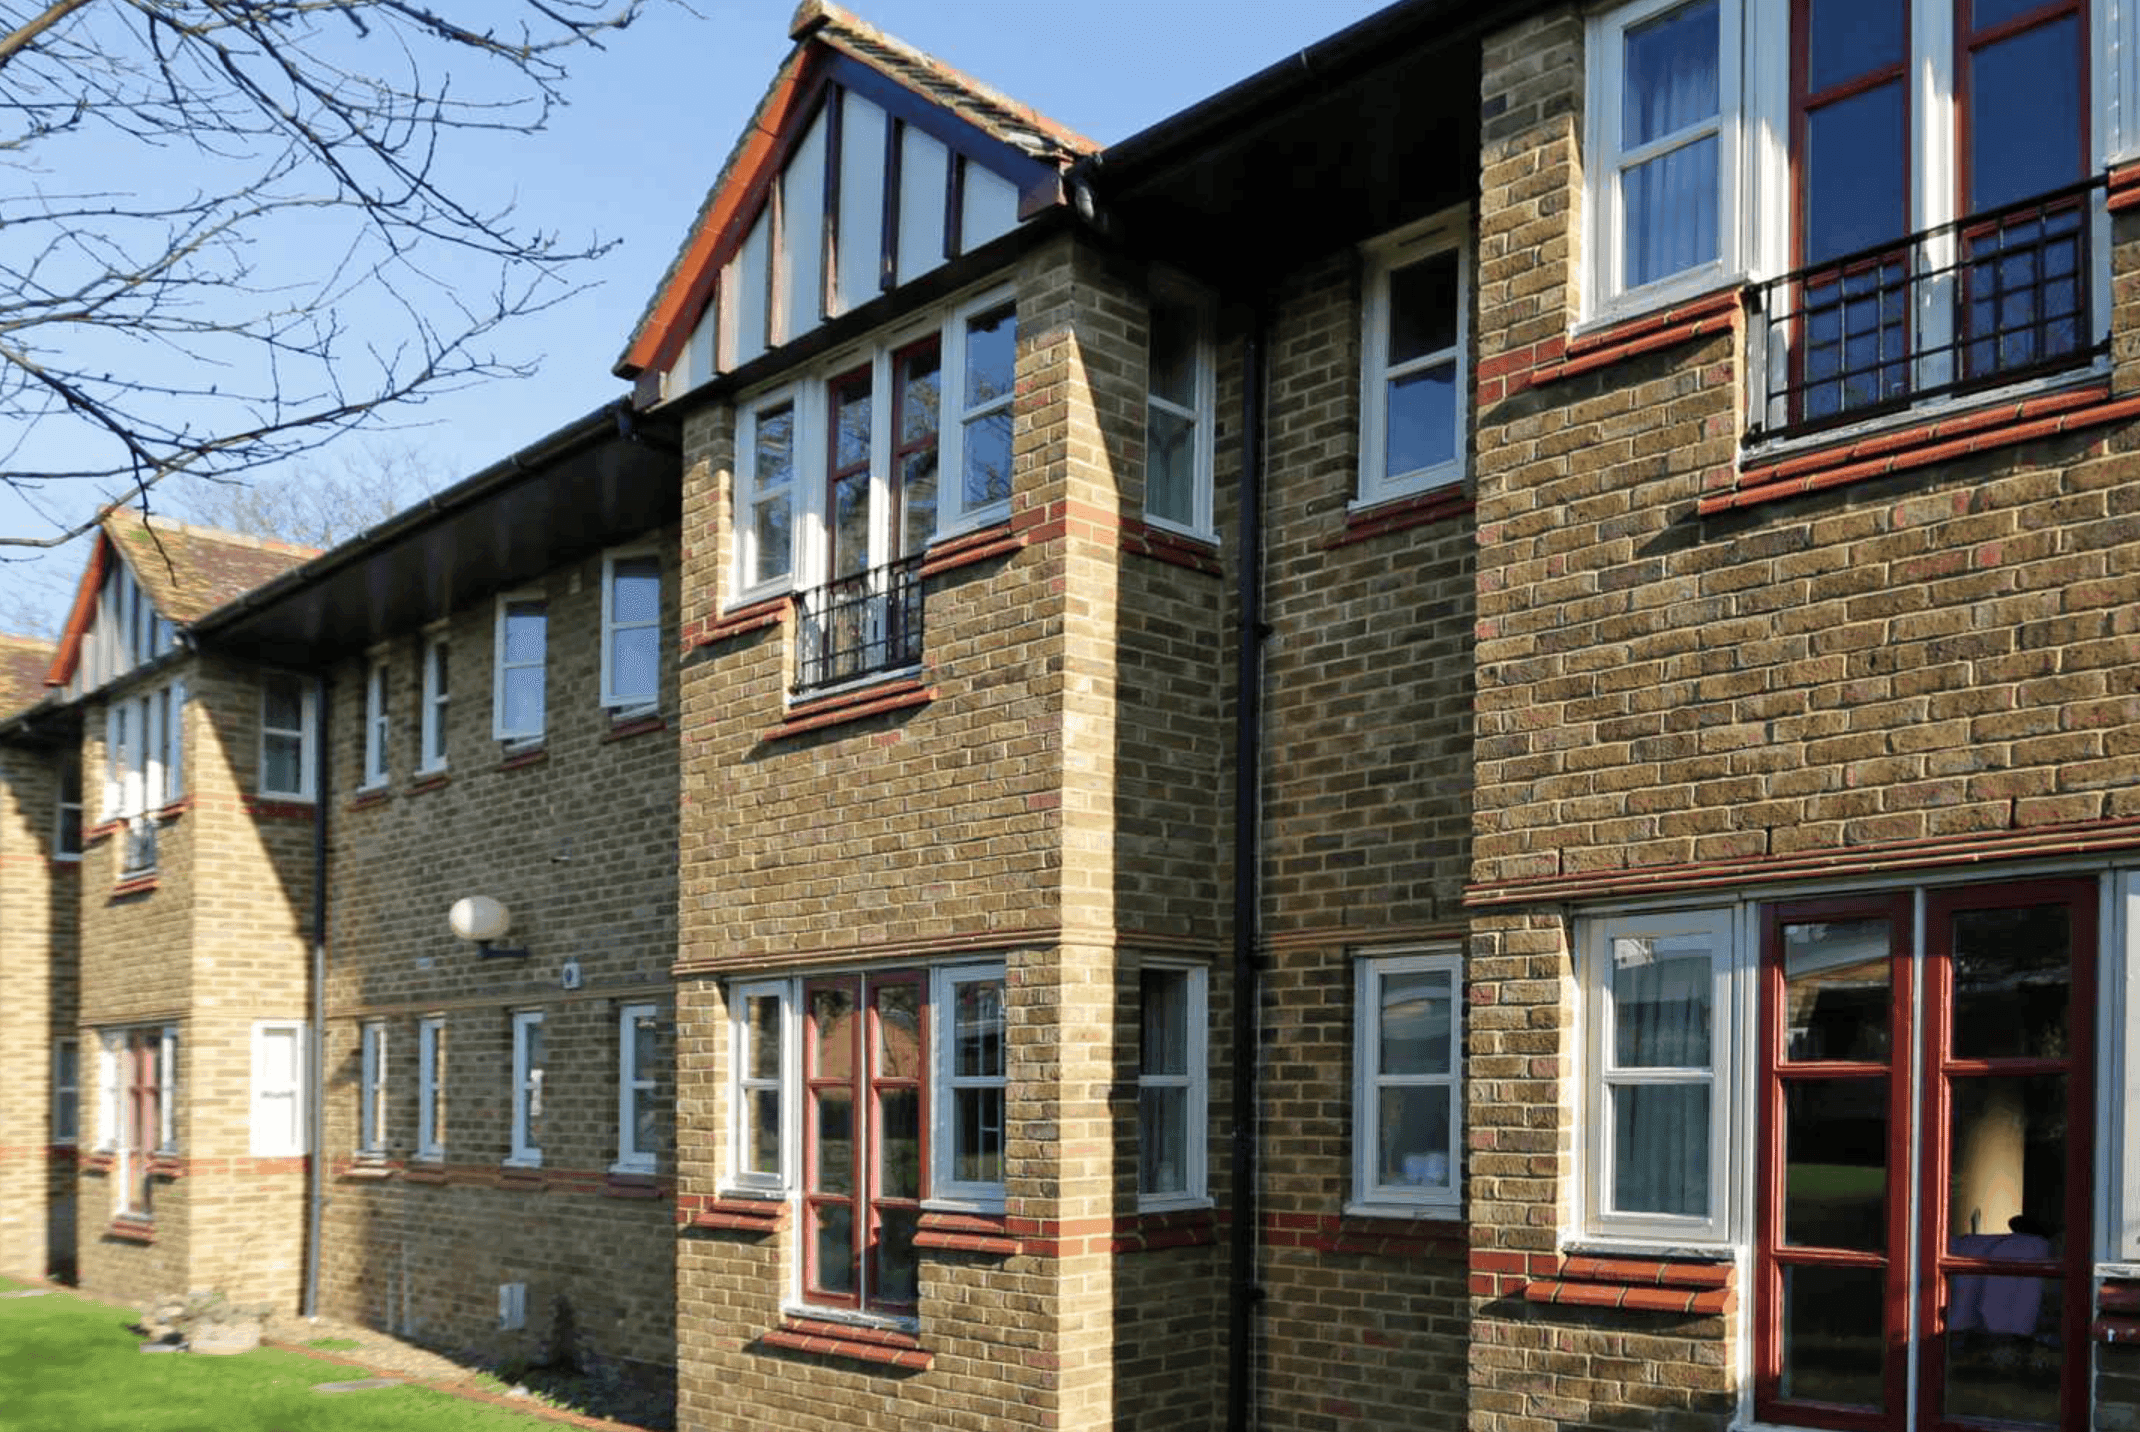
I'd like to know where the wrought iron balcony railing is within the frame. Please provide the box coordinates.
[1747,179,2107,444]
[792,555,925,695]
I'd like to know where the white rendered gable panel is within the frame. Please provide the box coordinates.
[732,210,770,368]
[674,296,718,395]
[836,90,887,315]
[959,165,1020,255]
[782,105,828,345]
[896,127,949,287]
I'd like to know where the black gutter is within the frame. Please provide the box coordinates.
[301,672,330,1318]
[187,399,669,643]
[1077,0,1553,196]
[1224,303,1268,1432]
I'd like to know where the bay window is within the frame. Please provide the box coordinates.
[731,287,1017,693]
[104,681,185,874]
[728,961,1007,1318]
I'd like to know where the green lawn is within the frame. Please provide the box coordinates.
[0,1287,567,1432]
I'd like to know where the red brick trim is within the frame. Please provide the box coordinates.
[347,788,391,811]
[759,1318,933,1372]
[602,1172,663,1200]
[243,798,315,820]
[402,1163,448,1185]
[1323,487,1474,549]
[680,1194,787,1233]
[498,1166,547,1192]
[1468,810,2140,908]
[146,1153,184,1179]
[338,1162,395,1182]
[108,874,158,899]
[1480,288,1740,402]
[129,1155,304,1177]
[157,797,192,820]
[762,679,936,743]
[106,1217,155,1244]
[687,597,788,650]
[408,771,452,795]
[920,517,1024,577]
[497,746,549,772]
[81,1151,113,1174]
[914,1210,1020,1255]
[1712,382,2129,513]
[2101,1282,2140,1313]
[2107,161,2140,212]
[1514,1255,1733,1316]
[84,819,118,843]
[1118,518,1223,575]
[601,714,668,743]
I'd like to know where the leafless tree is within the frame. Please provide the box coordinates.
[173,437,437,549]
[0,0,654,550]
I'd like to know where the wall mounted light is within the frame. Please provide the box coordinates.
[449,895,530,960]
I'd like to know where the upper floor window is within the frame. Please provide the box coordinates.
[259,673,314,800]
[737,286,1018,694]
[1358,212,1471,505]
[52,1038,79,1145]
[1352,949,1463,1215]
[493,594,546,745]
[1144,286,1215,538]
[420,633,450,773]
[601,552,662,716]
[54,760,82,861]
[358,1021,388,1157]
[361,657,390,788]
[1586,0,1741,315]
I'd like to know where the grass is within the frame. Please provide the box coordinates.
[304,1337,364,1352]
[0,1287,579,1432]
[0,1275,35,1294]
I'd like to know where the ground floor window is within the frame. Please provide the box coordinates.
[1582,875,2110,1432]
[98,1025,175,1217]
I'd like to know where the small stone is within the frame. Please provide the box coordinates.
[139,1342,183,1354]
[312,1379,403,1394]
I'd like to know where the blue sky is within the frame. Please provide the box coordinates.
[0,0,1392,631]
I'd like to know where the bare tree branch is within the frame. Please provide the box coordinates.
[0,0,657,548]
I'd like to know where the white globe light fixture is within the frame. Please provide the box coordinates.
[448,895,529,959]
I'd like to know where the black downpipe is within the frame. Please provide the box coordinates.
[1224,305,1268,1432]
[302,674,330,1318]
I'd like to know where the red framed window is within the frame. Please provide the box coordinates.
[803,970,927,1314]
[1755,880,2095,1432]
[121,1028,164,1216]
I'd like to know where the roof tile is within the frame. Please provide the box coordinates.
[0,633,57,720]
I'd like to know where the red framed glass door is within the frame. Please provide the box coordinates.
[1757,880,2096,1432]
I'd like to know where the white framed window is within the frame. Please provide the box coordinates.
[1144,284,1216,539]
[492,592,547,744]
[158,1026,178,1152]
[52,1038,79,1145]
[1138,963,1208,1208]
[1580,906,1737,1244]
[358,1021,388,1156]
[419,632,450,773]
[163,680,184,803]
[53,760,82,861]
[144,682,165,810]
[941,288,1017,535]
[259,673,315,800]
[1358,210,1471,506]
[416,1015,445,1162]
[1584,0,1743,319]
[735,389,798,603]
[250,1021,306,1157]
[728,978,791,1194]
[930,962,1007,1208]
[1352,949,1463,1215]
[601,551,662,715]
[508,1010,545,1167]
[104,1024,174,1216]
[361,657,390,788]
[96,1032,120,1151]
[614,1003,660,1174]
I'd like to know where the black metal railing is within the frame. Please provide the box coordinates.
[792,555,925,695]
[1747,179,2106,443]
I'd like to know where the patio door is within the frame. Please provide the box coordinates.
[1756,880,2095,1432]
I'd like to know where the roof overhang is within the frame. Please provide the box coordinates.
[1075,0,1556,290]
[190,401,680,669]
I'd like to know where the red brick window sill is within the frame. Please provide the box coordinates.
[1307,1213,1466,1259]
[919,517,1022,578]
[687,597,788,652]
[109,874,159,899]
[601,1172,665,1201]
[682,1196,787,1234]
[107,1217,155,1245]
[496,746,549,772]
[1118,518,1222,575]
[347,788,391,811]
[1479,287,1740,403]
[408,771,452,795]
[762,678,936,744]
[1522,1254,1734,1316]
[602,713,668,744]
[1324,487,1474,549]
[243,798,315,821]
[402,1164,448,1185]
[1710,381,2134,514]
[1115,1207,1217,1254]
[914,1210,1019,1255]
[759,1317,933,1372]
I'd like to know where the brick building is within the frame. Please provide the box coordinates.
[4,1,2140,1429]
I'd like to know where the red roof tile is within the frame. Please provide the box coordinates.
[0,633,57,720]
